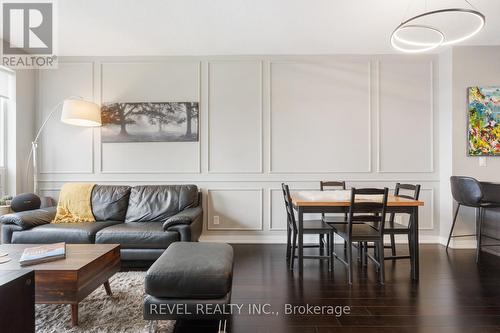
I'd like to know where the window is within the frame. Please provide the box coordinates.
[0,67,14,197]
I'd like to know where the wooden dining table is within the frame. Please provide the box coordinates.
[291,190,424,280]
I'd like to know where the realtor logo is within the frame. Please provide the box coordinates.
[1,1,57,69]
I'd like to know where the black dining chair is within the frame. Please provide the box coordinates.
[319,181,348,248]
[384,183,421,261]
[282,183,334,270]
[447,176,500,262]
[320,181,348,223]
[332,188,389,285]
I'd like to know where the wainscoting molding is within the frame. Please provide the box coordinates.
[98,60,202,174]
[376,59,435,173]
[268,60,373,174]
[36,55,440,244]
[207,60,264,174]
[206,188,264,231]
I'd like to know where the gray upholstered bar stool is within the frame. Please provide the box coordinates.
[447,176,500,262]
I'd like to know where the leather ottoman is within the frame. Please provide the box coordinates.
[143,242,234,323]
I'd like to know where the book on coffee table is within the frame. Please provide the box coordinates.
[19,242,66,266]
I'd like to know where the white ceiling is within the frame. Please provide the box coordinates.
[58,0,500,56]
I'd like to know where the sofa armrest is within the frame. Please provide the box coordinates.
[166,219,203,243]
[163,206,202,231]
[0,206,56,230]
[1,224,23,244]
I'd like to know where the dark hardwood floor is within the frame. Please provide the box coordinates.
[174,244,500,333]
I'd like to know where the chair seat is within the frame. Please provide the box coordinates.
[302,219,334,233]
[384,221,409,233]
[333,223,381,241]
[322,216,347,224]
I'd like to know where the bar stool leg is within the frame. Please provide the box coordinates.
[476,207,483,264]
[446,203,461,251]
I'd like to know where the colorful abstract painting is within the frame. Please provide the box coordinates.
[468,87,500,156]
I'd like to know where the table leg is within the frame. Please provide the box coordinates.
[412,207,419,281]
[71,303,78,326]
[104,280,112,296]
[298,207,304,275]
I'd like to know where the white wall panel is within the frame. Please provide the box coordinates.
[207,189,263,230]
[270,61,371,173]
[38,62,94,173]
[100,61,201,173]
[378,60,433,172]
[270,189,287,230]
[101,142,199,173]
[101,62,200,102]
[208,61,262,173]
[418,189,434,230]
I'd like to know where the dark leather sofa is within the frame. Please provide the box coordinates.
[0,185,203,263]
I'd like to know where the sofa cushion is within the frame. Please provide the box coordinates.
[11,220,122,244]
[125,185,198,223]
[145,242,233,299]
[91,185,131,221]
[95,222,179,249]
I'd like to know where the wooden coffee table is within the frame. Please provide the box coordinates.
[0,243,120,326]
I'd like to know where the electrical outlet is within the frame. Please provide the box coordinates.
[213,216,220,225]
[479,157,487,167]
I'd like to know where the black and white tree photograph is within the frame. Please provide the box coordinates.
[100,102,199,143]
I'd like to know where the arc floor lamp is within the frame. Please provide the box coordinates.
[31,98,101,194]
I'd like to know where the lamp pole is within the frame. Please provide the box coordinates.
[30,99,67,195]
[28,97,101,195]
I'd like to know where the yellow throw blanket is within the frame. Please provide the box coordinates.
[52,183,96,224]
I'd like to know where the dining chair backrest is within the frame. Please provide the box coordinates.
[320,181,346,191]
[394,183,421,200]
[281,183,297,233]
[450,176,483,207]
[388,183,421,226]
[320,181,346,219]
[348,188,389,236]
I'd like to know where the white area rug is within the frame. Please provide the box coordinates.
[36,271,175,333]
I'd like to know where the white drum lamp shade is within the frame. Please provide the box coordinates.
[61,99,102,127]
